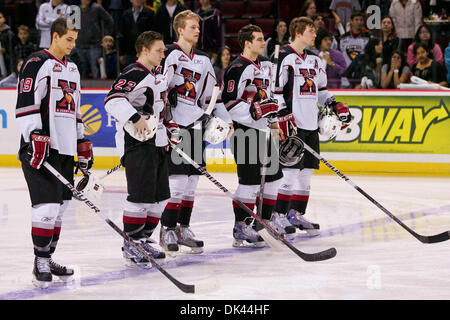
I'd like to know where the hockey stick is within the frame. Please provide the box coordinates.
[171,146,337,262]
[297,140,450,244]
[42,162,196,293]
[256,44,280,233]
[99,163,123,180]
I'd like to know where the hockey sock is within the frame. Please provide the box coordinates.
[233,200,255,223]
[143,200,168,237]
[274,168,296,214]
[178,200,193,226]
[275,192,291,214]
[176,175,198,226]
[160,200,181,229]
[31,203,60,258]
[233,184,258,222]
[289,193,309,214]
[290,168,314,214]
[50,200,69,255]
[123,201,147,240]
[258,180,282,220]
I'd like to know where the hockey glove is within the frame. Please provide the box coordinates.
[250,99,279,120]
[77,138,93,170]
[333,102,351,123]
[167,87,178,108]
[165,120,183,146]
[26,129,50,170]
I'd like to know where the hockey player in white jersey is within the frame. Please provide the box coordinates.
[16,18,93,288]
[158,10,232,254]
[221,24,286,248]
[104,31,182,267]
[273,17,352,235]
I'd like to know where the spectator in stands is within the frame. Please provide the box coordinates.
[264,19,289,58]
[389,0,422,53]
[312,14,338,50]
[154,0,187,45]
[339,11,371,68]
[100,0,132,34]
[0,11,15,76]
[411,43,447,87]
[196,0,223,58]
[35,0,68,49]
[213,45,231,87]
[407,24,444,68]
[380,50,411,88]
[0,59,22,88]
[99,35,118,79]
[380,16,400,65]
[345,37,383,88]
[73,0,114,79]
[445,42,450,86]
[118,0,155,67]
[14,25,37,62]
[329,0,361,35]
[315,28,347,88]
[299,0,317,19]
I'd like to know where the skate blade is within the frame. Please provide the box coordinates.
[232,239,266,249]
[297,228,320,237]
[55,275,75,283]
[124,258,153,269]
[32,278,51,289]
[179,245,203,254]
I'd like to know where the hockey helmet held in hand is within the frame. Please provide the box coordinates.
[75,171,104,200]
[123,113,158,142]
[279,136,305,167]
[318,108,342,141]
[204,116,231,145]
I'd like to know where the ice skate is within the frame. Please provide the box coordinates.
[287,209,320,236]
[176,225,204,254]
[49,257,74,282]
[232,221,266,248]
[32,256,52,289]
[122,239,158,269]
[159,227,179,253]
[270,213,296,240]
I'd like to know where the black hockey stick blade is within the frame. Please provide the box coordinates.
[417,231,450,244]
[260,222,337,262]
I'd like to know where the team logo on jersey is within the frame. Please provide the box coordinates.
[295,58,302,64]
[179,55,189,62]
[81,104,102,136]
[56,80,77,114]
[53,63,63,72]
[177,68,201,102]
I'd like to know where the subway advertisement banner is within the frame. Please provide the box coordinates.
[0,90,449,175]
[322,93,450,154]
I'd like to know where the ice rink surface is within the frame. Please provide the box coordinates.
[0,167,449,301]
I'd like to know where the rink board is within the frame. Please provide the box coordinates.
[0,89,449,175]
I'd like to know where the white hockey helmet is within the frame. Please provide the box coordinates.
[123,113,158,142]
[75,171,104,200]
[318,109,342,141]
[279,136,305,167]
[203,116,231,145]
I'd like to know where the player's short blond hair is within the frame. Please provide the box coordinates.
[173,10,200,38]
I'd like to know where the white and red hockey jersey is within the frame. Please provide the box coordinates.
[16,49,83,156]
[221,54,273,130]
[274,45,334,130]
[160,43,231,127]
[104,61,169,152]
